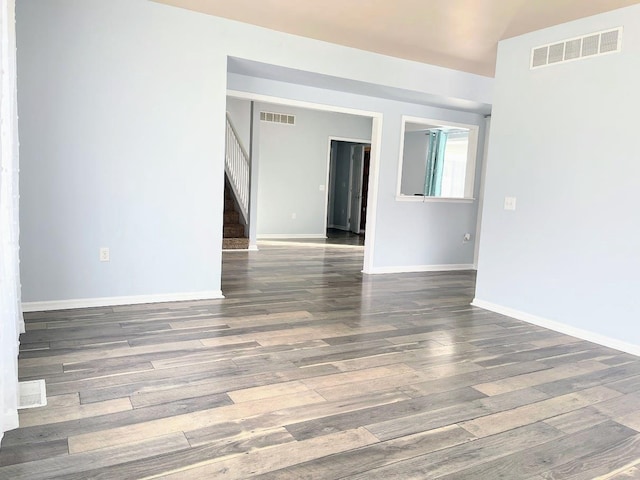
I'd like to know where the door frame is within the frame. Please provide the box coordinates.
[347,144,366,235]
[326,137,370,234]
[227,89,382,274]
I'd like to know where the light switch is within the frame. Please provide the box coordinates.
[504,197,517,211]
[319,185,325,191]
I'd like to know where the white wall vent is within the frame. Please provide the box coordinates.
[260,111,295,125]
[530,27,622,69]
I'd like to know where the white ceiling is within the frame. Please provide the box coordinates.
[153,0,639,77]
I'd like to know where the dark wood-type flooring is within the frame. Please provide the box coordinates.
[2,240,640,479]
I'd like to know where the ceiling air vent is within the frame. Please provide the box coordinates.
[548,42,565,64]
[260,111,295,125]
[600,29,620,53]
[582,34,600,57]
[531,46,548,68]
[563,39,582,61]
[530,27,622,69]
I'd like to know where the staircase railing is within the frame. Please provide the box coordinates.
[225,113,250,224]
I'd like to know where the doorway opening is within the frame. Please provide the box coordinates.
[327,139,371,243]
[226,89,383,277]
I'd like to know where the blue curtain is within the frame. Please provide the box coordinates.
[424,130,449,196]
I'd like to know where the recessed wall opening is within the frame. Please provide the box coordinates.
[396,115,479,202]
[222,90,382,296]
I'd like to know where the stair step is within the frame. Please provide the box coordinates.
[224,211,239,223]
[222,237,250,250]
[224,198,236,211]
[224,224,245,238]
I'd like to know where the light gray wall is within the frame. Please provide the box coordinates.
[18,0,227,301]
[229,73,486,268]
[17,0,492,303]
[401,131,429,195]
[475,4,640,346]
[332,142,353,229]
[255,103,371,237]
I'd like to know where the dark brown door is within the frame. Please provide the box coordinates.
[360,148,370,233]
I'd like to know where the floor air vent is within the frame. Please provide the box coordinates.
[260,111,295,125]
[531,27,622,69]
[18,380,47,409]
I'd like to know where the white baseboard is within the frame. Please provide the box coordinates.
[257,234,328,239]
[223,245,259,252]
[366,264,475,275]
[22,290,225,312]
[471,298,640,357]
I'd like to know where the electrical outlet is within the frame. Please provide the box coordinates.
[99,247,110,262]
[319,185,325,191]
[463,233,471,242]
[504,196,517,211]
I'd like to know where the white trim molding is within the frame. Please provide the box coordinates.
[227,89,383,278]
[471,299,640,358]
[222,246,259,252]
[257,234,328,239]
[396,114,479,201]
[324,136,372,235]
[1,410,18,441]
[22,291,225,312]
[394,196,475,203]
[367,264,475,275]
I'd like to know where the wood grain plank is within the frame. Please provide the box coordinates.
[228,380,313,403]
[367,387,549,441]
[18,339,206,369]
[154,427,378,479]
[474,363,606,396]
[544,406,611,434]
[618,411,640,432]
[343,422,564,479]
[58,428,296,480]
[437,421,636,480]
[67,390,326,454]
[285,386,486,441]
[460,386,622,438]
[18,397,132,428]
[251,424,474,480]
[184,389,410,447]
[540,433,640,479]
[0,433,190,480]
[0,439,68,467]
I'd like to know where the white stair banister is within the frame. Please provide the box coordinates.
[225,113,250,224]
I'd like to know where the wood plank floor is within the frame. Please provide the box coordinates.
[2,239,640,479]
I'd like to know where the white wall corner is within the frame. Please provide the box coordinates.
[2,410,19,435]
[22,291,225,313]
[471,298,640,358]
